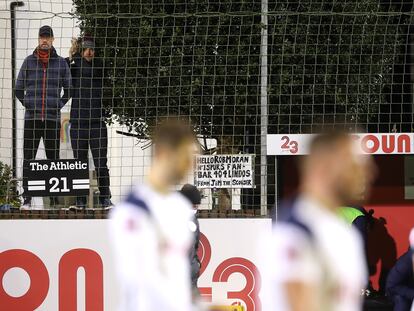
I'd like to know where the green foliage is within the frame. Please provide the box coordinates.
[73,0,261,145]
[0,162,19,207]
[72,0,408,140]
[267,1,408,133]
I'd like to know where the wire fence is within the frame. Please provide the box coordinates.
[0,0,413,214]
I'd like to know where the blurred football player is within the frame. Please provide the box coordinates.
[261,131,376,311]
[110,119,196,311]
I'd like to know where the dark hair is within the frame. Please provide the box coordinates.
[152,118,195,150]
[180,184,201,205]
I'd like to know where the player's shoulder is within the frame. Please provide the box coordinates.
[272,219,315,253]
[337,220,364,251]
[110,185,152,219]
[124,185,151,211]
[326,212,362,242]
[314,210,365,260]
[295,197,359,241]
[275,199,315,243]
[172,190,193,209]
[167,191,193,221]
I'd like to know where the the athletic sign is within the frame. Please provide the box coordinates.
[267,133,414,155]
[23,159,89,196]
[195,154,254,188]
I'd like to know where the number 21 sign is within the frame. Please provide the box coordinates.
[24,159,89,196]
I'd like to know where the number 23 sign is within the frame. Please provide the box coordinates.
[197,233,262,311]
[280,136,299,154]
[267,134,310,155]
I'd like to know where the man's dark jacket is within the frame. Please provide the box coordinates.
[386,250,414,300]
[190,215,201,288]
[68,53,104,123]
[15,47,71,120]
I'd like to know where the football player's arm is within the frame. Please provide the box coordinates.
[272,227,320,311]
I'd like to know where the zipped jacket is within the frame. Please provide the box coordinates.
[15,47,71,121]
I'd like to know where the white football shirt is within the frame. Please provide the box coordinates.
[261,196,367,311]
[109,183,194,311]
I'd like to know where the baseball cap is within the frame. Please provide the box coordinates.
[82,36,95,49]
[39,25,54,37]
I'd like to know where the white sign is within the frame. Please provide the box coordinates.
[267,133,414,155]
[0,219,270,311]
[195,155,255,188]
[198,219,270,310]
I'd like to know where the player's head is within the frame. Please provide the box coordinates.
[152,119,197,184]
[301,130,376,207]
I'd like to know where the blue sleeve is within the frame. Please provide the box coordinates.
[15,58,27,105]
[60,59,71,107]
[70,59,81,92]
[386,252,414,300]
